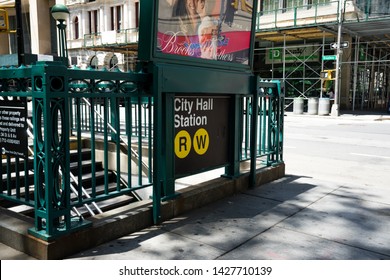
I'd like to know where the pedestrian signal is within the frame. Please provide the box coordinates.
[320,70,335,80]
[0,9,9,31]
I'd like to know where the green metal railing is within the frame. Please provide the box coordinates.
[0,62,284,241]
[0,62,152,240]
[241,80,284,167]
[0,65,33,208]
[68,67,153,191]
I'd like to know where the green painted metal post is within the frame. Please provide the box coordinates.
[28,62,90,241]
[224,95,241,178]
[164,92,176,199]
[152,64,163,224]
[250,77,260,188]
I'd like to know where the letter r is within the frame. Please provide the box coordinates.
[179,136,187,152]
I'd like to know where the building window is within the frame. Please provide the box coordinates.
[135,1,139,28]
[316,0,331,5]
[260,0,275,12]
[279,0,287,12]
[8,15,17,53]
[74,16,79,39]
[259,0,330,13]
[110,5,122,31]
[88,10,98,34]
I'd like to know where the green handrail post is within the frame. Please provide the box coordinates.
[152,64,163,224]
[28,61,90,241]
[224,94,241,178]
[164,91,176,199]
[250,77,260,188]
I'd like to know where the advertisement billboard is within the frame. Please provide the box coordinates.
[157,0,254,65]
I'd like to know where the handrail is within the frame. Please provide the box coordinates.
[26,118,102,217]
[80,97,151,176]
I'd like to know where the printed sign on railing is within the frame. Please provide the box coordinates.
[0,101,28,158]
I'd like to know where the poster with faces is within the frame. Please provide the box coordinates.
[157,0,254,64]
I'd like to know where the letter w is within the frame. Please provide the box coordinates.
[195,134,207,149]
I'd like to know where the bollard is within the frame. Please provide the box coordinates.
[293,97,304,114]
[318,98,330,115]
[308,97,319,115]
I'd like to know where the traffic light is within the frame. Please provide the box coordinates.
[0,9,9,31]
[320,70,336,80]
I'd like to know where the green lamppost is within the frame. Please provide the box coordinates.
[51,4,69,66]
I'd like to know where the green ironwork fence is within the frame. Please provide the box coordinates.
[0,62,152,240]
[240,80,284,189]
[0,62,283,241]
[0,65,33,210]
[240,80,284,166]
[67,66,153,205]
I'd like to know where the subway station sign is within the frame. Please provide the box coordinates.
[174,95,230,176]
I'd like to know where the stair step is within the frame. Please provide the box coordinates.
[74,194,135,217]
[1,157,34,174]
[71,170,116,189]
[6,204,34,216]
[69,148,93,162]
[70,160,104,175]
[1,172,35,190]
[1,146,139,218]
[70,182,128,200]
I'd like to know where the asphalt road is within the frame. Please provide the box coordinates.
[284,112,390,189]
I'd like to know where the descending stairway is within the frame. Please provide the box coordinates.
[0,146,137,218]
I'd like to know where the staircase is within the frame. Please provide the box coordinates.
[0,146,137,218]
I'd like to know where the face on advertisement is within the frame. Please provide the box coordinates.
[195,0,222,18]
[195,0,218,59]
[172,0,199,35]
[158,0,253,64]
[195,0,206,17]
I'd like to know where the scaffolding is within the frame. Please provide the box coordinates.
[255,0,390,111]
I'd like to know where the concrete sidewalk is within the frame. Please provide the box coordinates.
[2,173,389,260]
[66,175,390,260]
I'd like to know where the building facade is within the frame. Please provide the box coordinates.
[255,0,390,111]
[0,0,58,64]
[66,0,139,71]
